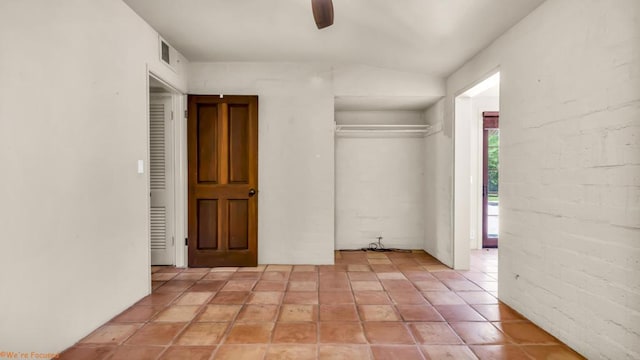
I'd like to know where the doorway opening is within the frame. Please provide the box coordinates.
[148,74,186,267]
[453,71,500,269]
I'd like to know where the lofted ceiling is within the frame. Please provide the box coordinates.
[124,0,544,77]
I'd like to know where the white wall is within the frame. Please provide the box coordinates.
[335,111,425,250]
[422,99,453,266]
[431,0,640,358]
[188,62,336,265]
[0,0,188,354]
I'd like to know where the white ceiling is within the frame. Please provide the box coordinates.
[124,0,544,77]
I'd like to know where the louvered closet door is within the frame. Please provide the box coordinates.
[150,95,175,265]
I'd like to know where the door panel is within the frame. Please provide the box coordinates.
[150,96,175,265]
[482,111,499,249]
[188,95,258,267]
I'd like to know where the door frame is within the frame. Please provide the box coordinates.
[147,71,188,268]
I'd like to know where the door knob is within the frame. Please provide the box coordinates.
[248,188,256,197]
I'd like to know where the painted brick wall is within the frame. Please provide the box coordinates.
[434,0,640,358]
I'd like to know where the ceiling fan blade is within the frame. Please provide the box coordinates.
[311,0,334,29]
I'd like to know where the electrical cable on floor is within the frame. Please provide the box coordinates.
[341,237,413,253]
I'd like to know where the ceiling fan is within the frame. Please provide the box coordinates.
[311,0,334,29]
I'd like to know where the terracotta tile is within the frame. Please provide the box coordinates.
[80,324,140,345]
[154,280,196,294]
[293,265,317,272]
[396,305,444,321]
[450,322,510,345]
[111,306,163,323]
[152,272,177,281]
[153,305,201,322]
[380,279,416,291]
[363,322,414,344]
[434,305,486,322]
[456,291,498,305]
[404,271,437,282]
[409,322,463,345]
[283,291,319,304]
[158,346,216,360]
[320,304,360,321]
[348,272,378,281]
[290,272,318,281]
[237,265,267,272]
[197,305,242,322]
[278,304,318,322]
[319,345,371,360]
[59,345,115,360]
[432,271,467,281]
[368,259,392,264]
[247,291,283,304]
[189,280,226,292]
[265,345,317,360]
[319,279,351,291]
[108,345,164,360]
[221,280,256,291]
[354,291,392,305]
[273,322,318,343]
[358,305,401,321]
[319,291,354,304]
[213,344,267,360]
[254,280,287,291]
[173,272,207,281]
[230,271,261,280]
[520,345,585,359]
[320,322,366,344]
[210,291,250,304]
[497,322,559,344]
[319,264,348,272]
[475,281,498,292]
[371,345,423,360]
[469,345,528,360]
[420,345,478,359]
[203,272,233,281]
[136,292,180,306]
[442,279,484,292]
[184,267,211,273]
[413,280,450,291]
[288,281,317,291]
[376,272,407,280]
[387,290,427,305]
[460,272,496,283]
[266,265,293,272]
[320,272,349,282]
[156,267,183,273]
[351,281,383,291]
[424,264,452,272]
[175,322,228,345]
[236,304,278,322]
[370,264,398,273]
[348,264,372,272]
[225,322,274,343]
[422,291,466,305]
[366,252,389,259]
[262,271,290,281]
[175,291,214,306]
[471,304,524,322]
[211,267,238,272]
[152,281,166,291]
[125,322,186,345]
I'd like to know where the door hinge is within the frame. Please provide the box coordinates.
[171,236,175,246]
[171,110,174,121]
[184,110,188,119]
[185,238,188,246]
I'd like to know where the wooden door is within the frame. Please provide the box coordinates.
[150,95,175,265]
[482,111,499,248]
[188,95,258,267]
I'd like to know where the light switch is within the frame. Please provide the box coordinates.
[137,160,144,174]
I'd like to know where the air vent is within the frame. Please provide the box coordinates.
[158,36,177,72]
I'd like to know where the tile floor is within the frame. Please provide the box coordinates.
[60,249,585,359]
